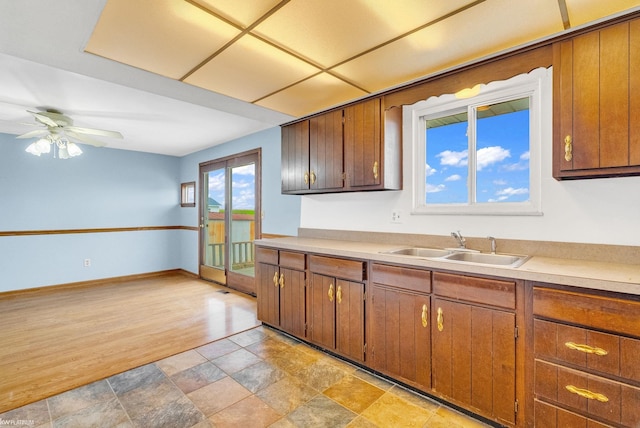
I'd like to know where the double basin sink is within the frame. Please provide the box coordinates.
[380,247,529,268]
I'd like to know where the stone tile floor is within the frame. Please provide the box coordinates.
[1,326,492,427]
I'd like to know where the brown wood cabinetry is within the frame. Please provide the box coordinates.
[532,285,640,427]
[432,272,518,426]
[369,264,432,391]
[256,248,306,337]
[308,255,366,362]
[553,18,640,179]
[280,97,401,194]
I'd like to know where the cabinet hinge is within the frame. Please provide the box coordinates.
[515,399,519,414]
[363,291,366,301]
[364,343,367,355]
[515,325,519,339]
[342,172,347,181]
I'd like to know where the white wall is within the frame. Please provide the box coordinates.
[301,75,640,247]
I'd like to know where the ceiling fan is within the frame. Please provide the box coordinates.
[17,109,123,158]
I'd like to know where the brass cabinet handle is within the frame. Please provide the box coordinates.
[272,271,279,287]
[565,385,609,403]
[328,283,334,302]
[310,171,316,184]
[373,161,379,179]
[565,342,608,356]
[304,172,310,184]
[564,135,572,161]
[421,304,428,328]
[279,273,285,288]
[437,307,444,332]
[337,285,342,304]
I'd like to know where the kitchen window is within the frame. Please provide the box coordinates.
[405,67,550,215]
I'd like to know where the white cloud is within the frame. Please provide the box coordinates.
[233,164,255,176]
[496,187,529,197]
[445,174,461,182]
[493,179,507,185]
[426,183,446,193]
[476,146,510,170]
[425,163,437,176]
[437,150,468,167]
[520,151,530,160]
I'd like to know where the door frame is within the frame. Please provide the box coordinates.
[198,148,262,295]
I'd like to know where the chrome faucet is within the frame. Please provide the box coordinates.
[451,230,466,248]
[487,236,496,254]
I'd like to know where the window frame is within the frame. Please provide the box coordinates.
[180,181,196,207]
[405,67,549,216]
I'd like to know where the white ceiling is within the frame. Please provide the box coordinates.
[0,0,639,157]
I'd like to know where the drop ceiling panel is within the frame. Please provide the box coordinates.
[333,0,564,93]
[190,0,283,27]
[253,0,477,68]
[85,0,240,79]
[184,34,321,102]
[256,73,367,117]
[565,0,640,27]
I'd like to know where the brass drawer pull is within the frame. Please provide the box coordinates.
[564,135,572,161]
[437,307,444,332]
[565,385,609,403]
[272,271,279,287]
[565,342,608,356]
[279,273,285,288]
[310,171,316,184]
[328,283,334,302]
[421,304,428,328]
[304,172,310,184]
[373,161,379,179]
[337,285,342,304]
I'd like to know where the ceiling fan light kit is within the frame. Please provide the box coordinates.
[17,109,122,160]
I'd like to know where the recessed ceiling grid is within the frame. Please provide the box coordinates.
[85,0,640,117]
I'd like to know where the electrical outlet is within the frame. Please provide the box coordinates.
[391,210,403,223]
[84,258,91,267]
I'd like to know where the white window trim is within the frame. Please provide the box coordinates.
[404,67,551,216]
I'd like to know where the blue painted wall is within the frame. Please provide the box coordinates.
[0,125,299,292]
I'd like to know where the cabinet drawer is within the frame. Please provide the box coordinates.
[371,263,431,293]
[256,247,278,265]
[535,399,613,428]
[535,360,640,426]
[533,287,640,338]
[279,251,306,270]
[309,255,365,282]
[535,319,640,384]
[432,272,515,309]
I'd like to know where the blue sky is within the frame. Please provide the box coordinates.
[207,164,255,210]
[425,108,530,204]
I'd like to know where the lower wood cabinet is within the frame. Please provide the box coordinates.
[432,272,518,427]
[256,248,306,337]
[369,263,432,390]
[532,285,640,427]
[308,255,366,363]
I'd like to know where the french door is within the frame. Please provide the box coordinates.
[199,149,261,295]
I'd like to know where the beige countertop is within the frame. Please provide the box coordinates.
[255,236,640,296]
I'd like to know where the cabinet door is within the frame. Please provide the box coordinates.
[344,97,381,188]
[256,262,280,327]
[336,279,365,363]
[279,267,306,338]
[555,19,640,178]
[309,273,336,350]
[309,110,344,192]
[432,298,516,425]
[370,285,431,389]
[281,120,310,193]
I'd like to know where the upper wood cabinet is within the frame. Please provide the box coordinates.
[281,97,401,194]
[553,18,640,179]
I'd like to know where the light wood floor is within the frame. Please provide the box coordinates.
[0,271,259,414]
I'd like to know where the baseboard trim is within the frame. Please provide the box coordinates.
[0,269,198,298]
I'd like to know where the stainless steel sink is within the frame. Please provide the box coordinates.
[441,251,529,268]
[382,247,452,258]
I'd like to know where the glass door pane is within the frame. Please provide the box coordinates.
[201,165,226,284]
[229,163,256,277]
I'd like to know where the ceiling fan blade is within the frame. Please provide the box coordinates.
[27,110,58,128]
[65,125,123,139]
[16,129,49,139]
[65,130,107,147]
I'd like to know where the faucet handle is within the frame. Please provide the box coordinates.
[487,236,496,254]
